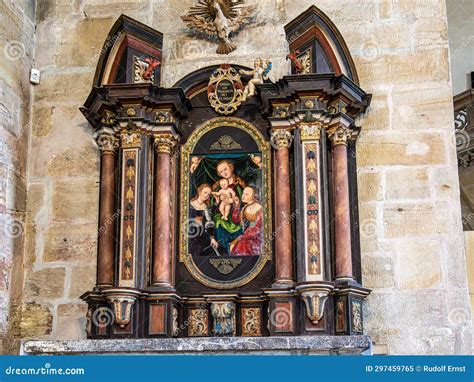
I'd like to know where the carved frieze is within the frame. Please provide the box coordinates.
[210,302,236,336]
[188,308,208,337]
[241,307,261,336]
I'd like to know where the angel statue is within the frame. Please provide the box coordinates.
[239,58,272,101]
[181,0,257,55]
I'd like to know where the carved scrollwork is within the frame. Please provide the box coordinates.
[172,306,179,337]
[153,133,178,154]
[210,302,235,336]
[96,133,119,154]
[208,65,244,115]
[188,308,208,336]
[352,300,363,333]
[242,307,261,336]
[327,125,352,146]
[270,129,293,149]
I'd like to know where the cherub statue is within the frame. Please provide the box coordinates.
[181,0,257,55]
[239,58,272,101]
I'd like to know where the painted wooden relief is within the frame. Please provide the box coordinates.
[119,148,139,286]
[302,142,323,280]
[180,118,271,289]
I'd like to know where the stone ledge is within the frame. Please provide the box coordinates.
[21,336,371,355]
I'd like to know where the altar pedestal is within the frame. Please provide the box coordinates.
[21,336,371,355]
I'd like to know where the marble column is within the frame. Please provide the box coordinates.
[96,133,118,287]
[270,129,294,286]
[152,133,177,287]
[329,126,354,281]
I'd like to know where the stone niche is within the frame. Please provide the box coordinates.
[24,7,373,355]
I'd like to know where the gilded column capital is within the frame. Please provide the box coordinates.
[299,122,322,141]
[120,131,142,148]
[96,133,119,154]
[327,125,353,146]
[153,133,178,154]
[270,129,293,149]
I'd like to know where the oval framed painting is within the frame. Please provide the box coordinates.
[180,117,272,289]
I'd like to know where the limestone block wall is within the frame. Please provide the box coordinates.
[0,0,36,353]
[446,0,474,95]
[6,0,472,354]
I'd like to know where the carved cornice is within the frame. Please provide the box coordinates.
[81,84,191,132]
[258,73,370,119]
[153,133,178,154]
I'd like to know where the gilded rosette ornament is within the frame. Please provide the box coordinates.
[207,65,244,115]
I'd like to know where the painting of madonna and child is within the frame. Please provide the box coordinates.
[188,153,264,258]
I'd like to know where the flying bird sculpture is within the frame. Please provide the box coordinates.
[181,0,257,55]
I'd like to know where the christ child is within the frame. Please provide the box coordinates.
[212,178,236,221]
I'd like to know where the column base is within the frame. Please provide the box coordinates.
[271,279,295,289]
[334,284,371,336]
[263,288,298,336]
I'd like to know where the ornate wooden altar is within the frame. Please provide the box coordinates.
[80,7,372,340]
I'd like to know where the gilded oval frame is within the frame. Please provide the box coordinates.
[179,117,272,289]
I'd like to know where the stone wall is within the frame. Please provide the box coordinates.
[446,0,473,95]
[5,0,473,354]
[0,0,36,353]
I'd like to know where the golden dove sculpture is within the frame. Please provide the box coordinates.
[181,0,257,54]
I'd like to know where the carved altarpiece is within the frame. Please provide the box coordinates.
[80,8,371,342]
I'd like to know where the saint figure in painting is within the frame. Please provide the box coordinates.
[189,183,220,256]
[229,186,263,256]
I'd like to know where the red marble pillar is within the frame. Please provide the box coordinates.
[96,134,118,286]
[152,134,177,287]
[271,129,294,285]
[329,126,354,280]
